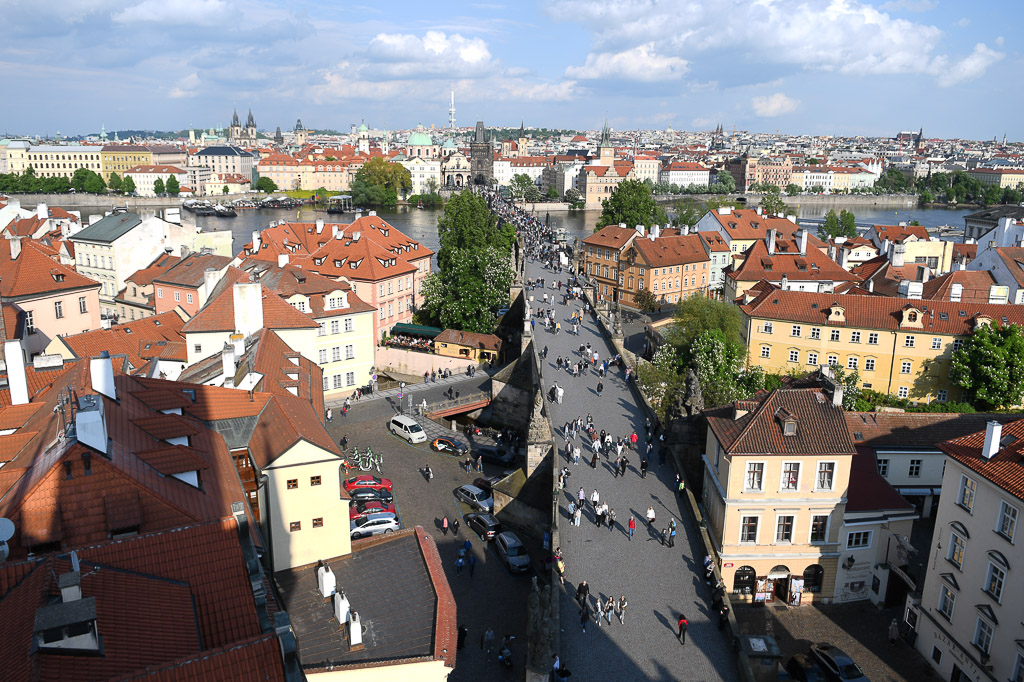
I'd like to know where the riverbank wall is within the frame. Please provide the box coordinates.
[655,193,919,210]
[1,193,249,210]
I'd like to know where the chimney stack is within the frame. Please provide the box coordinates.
[222,342,236,388]
[9,236,22,260]
[767,228,777,255]
[318,564,337,600]
[232,282,263,338]
[798,228,808,256]
[90,351,117,401]
[4,340,29,406]
[37,203,48,221]
[891,242,906,268]
[982,420,1003,460]
[251,230,261,253]
[278,253,289,267]
[315,219,325,234]
[58,570,82,602]
[635,224,645,236]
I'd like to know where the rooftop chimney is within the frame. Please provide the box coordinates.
[203,266,221,294]
[333,590,350,625]
[369,210,377,217]
[4,340,29,406]
[75,394,107,454]
[278,253,289,267]
[635,224,645,236]
[767,228,777,255]
[982,420,1002,460]
[317,564,337,600]
[618,223,627,229]
[230,333,244,357]
[756,206,763,216]
[58,570,82,602]
[354,212,362,220]
[918,265,930,283]
[251,230,261,253]
[37,203,48,221]
[221,342,236,388]
[798,229,808,256]
[90,351,116,401]
[891,242,906,268]
[9,236,22,260]
[232,282,263,337]
[352,231,361,241]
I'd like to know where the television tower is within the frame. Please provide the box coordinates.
[448,83,456,129]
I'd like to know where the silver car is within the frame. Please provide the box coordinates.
[495,531,530,573]
[454,484,493,512]
[350,512,400,539]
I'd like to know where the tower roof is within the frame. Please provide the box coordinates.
[474,121,488,144]
[246,109,255,128]
[599,118,611,147]
[231,109,240,127]
[294,119,304,132]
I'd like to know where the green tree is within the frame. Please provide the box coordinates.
[597,179,668,228]
[122,176,136,195]
[810,185,824,194]
[758,185,788,216]
[153,177,165,195]
[635,345,686,418]
[165,175,180,196]
[950,323,1024,410]
[785,183,801,196]
[564,188,583,207]
[706,195,740,211]
[351,157,411,206]
[690,329,748,407]
[546,186,559,200]
[713,171,736,193]
[839,209,856,236]
[222,185,230,194]
[83,173,106,194]
[509,173,534,200]
[666,294,744,363]
[71,167,94,192]
[255,177,278,193]
[672,197,703,227]
[806,157,821,165]
[418,191,516,333]
[633,288,658,313]
[107,172,122,192]
[426,177,440,195]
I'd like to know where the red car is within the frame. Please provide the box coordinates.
[349,500,396,521]
[343,475,393,493]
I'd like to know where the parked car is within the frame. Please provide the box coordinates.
[465,512,502,540]
[350,512,400,539]
[495,531,530,573]
[349,500,396,521]
[348,487,394,503]
[431,437,469,456]
[475,446,516,467]
[343,475,393,493]
[473,475,504,495]
[808,644,869,682]
[454,484,493,512]
[786,654,829,682]
[389,415,427,444]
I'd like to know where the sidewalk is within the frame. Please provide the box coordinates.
[325,366,498,409]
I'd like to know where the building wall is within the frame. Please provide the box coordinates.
[16,287,102,357]
[18,146,102,178]
[312,305,375,398]
[101,150,153,181]
[263,441,350,573]
[914,458,1022,682]
[123,170,188,197]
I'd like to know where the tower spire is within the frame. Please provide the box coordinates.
[448,83,456,129]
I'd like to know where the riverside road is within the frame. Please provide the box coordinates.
[526,257,737,680]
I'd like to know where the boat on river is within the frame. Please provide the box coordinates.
[214,204,237,217]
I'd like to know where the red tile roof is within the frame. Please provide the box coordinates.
[55,310,188,370]
[0,239,99,298]
[434,328,501,351]
[702,209,810,241]
[125,253,183,288]
[181,282,318,334]
[727,238,858,285]
[153,252,232,288]
[846,411,1018,448]
[871,223,931,243]
[120,633,285,681]
[846,447,916,513]
[939,417,1024,500]
[631,234,710,267]
[582,224,639,248]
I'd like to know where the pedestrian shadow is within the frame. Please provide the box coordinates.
[653,609,676,635]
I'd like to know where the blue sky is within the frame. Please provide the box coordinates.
[1,0,1019,139]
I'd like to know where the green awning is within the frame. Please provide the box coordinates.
[390,322,443,338]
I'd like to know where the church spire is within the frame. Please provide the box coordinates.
[231,108,240,127]
[599,118,611,147]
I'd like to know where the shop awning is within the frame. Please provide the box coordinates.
[390,322,443,338]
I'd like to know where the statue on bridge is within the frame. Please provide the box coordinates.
[681,367,704,418]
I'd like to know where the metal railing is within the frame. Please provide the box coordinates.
[423,390,492,415]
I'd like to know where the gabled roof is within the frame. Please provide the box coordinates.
[237,259,376,317]
[939,417,1024,501]
[704,389,856,456]
[870,223,930,244]
[72,212,142,243]
[993,247,1024,288]
[631,234,709,267]
[846,447,915,514]
[0,239,99,299]
[124,252,182,288]
[434,328,500,350]
[846,411,1018,449]
[701,209,806,241]
[181,282,318,334]
[56,310,189,370]
[582,224,638,249]
[153,252,232,288]
[727,239,859,284]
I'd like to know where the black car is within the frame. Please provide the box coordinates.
[465,512,502,540]
[475,446,516,467]
[348,487,394,503]
[431,437,469,456]
[473,475,504,495]
[808,643,869,682]
[786,654,829,682]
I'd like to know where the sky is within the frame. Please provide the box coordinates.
[0,0,1019,140]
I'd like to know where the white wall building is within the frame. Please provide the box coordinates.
[123,165,189,196]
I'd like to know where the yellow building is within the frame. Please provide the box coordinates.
[13,144,103,178]
[738,283,1024,403]
[582,224,639,303]
[433,329,501,363]
[100,144,153,181]
[702,387,916,605]
[967,167,1024,189]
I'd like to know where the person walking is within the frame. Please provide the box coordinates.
[677,473,686,497]
[482,627,495,659]
[576,580,590,605]
[619,457,628,477]
[889,619,899,645]
[617,595,628,624]
[326,407,333,422]
[590,451,598,468]
[468,553,477,577]
[607,508,616,531]
[580,604,590,634]
[455,555,464,575]
[628,516,635,541]
[677,614,688,644]
[668,523,676,547]
[613,456,621,477]
[646,506,656,528]
[442,516,449,535]
[596,381,603,397]
[640,458,648,478]
[573,506,582,527]
[452,519,460,536]
[573,445,581,465]
[604,598,614,626]
[590,489,600,509]
[578,487,586,507]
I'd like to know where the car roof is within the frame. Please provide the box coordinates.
[812,644,851,660]
[470,512,499,523]
[392,415,419,426]
[362,512,397,522]
[461,484,485,494]
[497,531,521,544]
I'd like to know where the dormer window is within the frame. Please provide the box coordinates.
[776,407,797,436]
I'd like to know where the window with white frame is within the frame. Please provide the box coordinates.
[908,459,922,477]
[901,361,912,374]
[816,462,835,491]
[997,501,1018,541]
[776,515,794,542]
[318,322,326,336]
[810,327,820,339]
[984,562,1006,602]
[174,291,180,302]
[330,320,340,334]
[332,347,341,362]
[937,389,947,402]
[931,337,942,350]
[186,293,193,304]
[346,371,355,386]
[761,346,771,358]
[827,355,838,366]
[791,324,802,337]
[847,530,871,549]
[762,321,773,334]
[781,462,800,490]
[948,532,966,568]
[344,317,353,332]
[851,331,861,343]
[937,584,956,621]
[847,357,858,370]
[808,352,818,365]
[898,386,909,398]
[953,339,963,352]
[322,376,329,391]
[877,458,889,476]
[905,335,915,347]
[345,344,354,360]
[740,516,758,543]
[831,329,841,342]
[332,375,343,389]
[973,617,994,655]
[810,514,829,542]
[745,462,764,491]
[789,350,799,363]
[868,332,879,345]
[958,475,977,512]
[318,349,327,364]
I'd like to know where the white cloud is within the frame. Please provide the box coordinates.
[114,0,229,25]
[995,36,1005,47]
[751,93,799,117]
[565,43,688,82]
[935,42,1004,87]
[168,72,200,98]
[547,0,1004,86]
[956,17,971,27]
[880,0,937,12]
[366,31,494,77]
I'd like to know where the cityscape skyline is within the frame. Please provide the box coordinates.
[2,0,1020,140]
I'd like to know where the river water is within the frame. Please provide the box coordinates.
[65,202,972,257]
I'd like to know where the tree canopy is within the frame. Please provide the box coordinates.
[255,177,277,193]
[949,323,1024,410]
[817,208,857,240]
[153,178,165,195]
[757,185,788,216]
[351,158,412,207]
[597,179,668,229]
[165,175,180,196]
[418,191,516,334]
[122,176,136,195]
[666,294,744,363]
[107,173,122,192]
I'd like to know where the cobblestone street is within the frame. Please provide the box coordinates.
[528,259,737,681]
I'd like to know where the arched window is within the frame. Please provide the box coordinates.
[803,564,824,593]
[733,566,756,595]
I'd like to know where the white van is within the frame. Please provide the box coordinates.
[389,415,427,444]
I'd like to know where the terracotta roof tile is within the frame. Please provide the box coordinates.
[56,310,188,370]
[846,447,915,513]
[939,417,1024,501]
[632,234,710,267]
[0,239,99,298]
[136,444,212,475]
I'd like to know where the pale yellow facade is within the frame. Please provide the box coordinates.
[15,145,102,178]
[301,292,375,398]
[100,147,153,181]
[968,168,1024,189]
[702,428,848,604]
[262,440,351,572]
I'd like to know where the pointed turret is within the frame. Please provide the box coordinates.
[474,120,488,143]
[599,118,611,147]
[231,109,240,127]
[247,109,255,127]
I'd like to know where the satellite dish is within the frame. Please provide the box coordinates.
[0,518,13,543]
